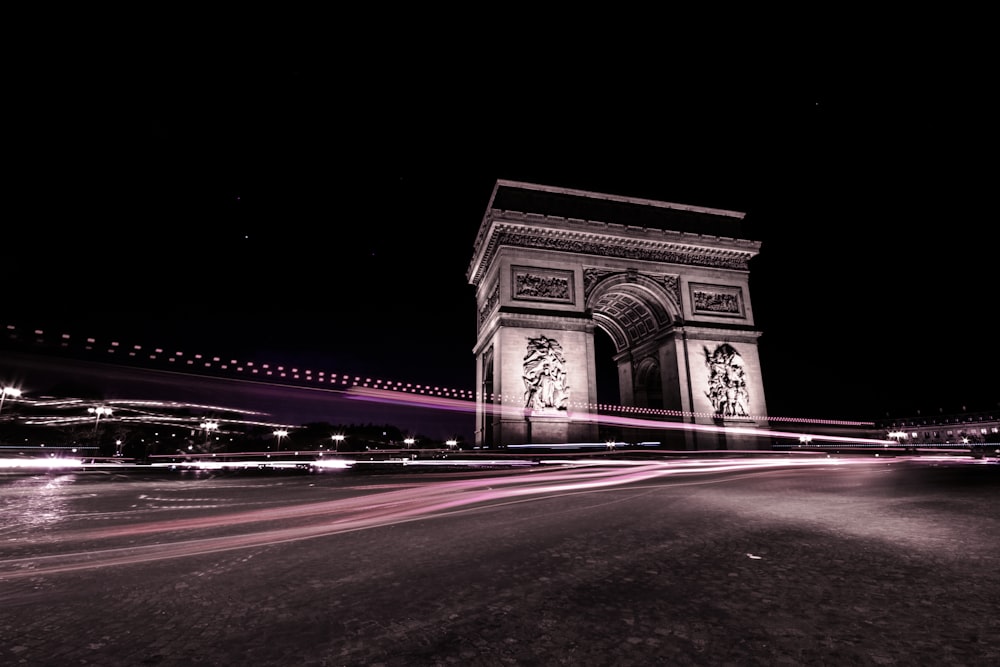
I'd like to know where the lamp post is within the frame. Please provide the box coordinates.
[273,429,288,452]
[0,386,22,416]
[88,406,112,456]
[89,406,112,433]
[404,437,415,450]
[446,439,457,451]
[201,420,219,449]
[332,434,345,451]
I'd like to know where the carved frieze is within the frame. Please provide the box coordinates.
[511,266,574,304]
[494,229,752,271]
[689,283,745,318]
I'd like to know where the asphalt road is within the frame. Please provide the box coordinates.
[1,456,998,666]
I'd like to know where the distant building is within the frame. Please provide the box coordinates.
[877,409,1000,449]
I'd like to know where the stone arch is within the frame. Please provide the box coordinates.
[585,271,681,353]
[468,180,769,449]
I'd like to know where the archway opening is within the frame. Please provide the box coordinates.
[634,357,664,411]
[594,326,620,407]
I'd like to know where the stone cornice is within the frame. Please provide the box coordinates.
[468,213,760,286]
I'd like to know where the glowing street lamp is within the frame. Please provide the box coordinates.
[332,434,345,451]
[0,386,22,416]
[404,437,415,449]
[273,429,289,451]
[88,406,113,433]
[446,439,458,450]
[201,420,219,447]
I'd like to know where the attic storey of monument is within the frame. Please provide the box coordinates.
[467,180,765,450]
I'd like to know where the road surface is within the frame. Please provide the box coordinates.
[1,455,998,665]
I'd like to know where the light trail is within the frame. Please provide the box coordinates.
[346,387,895,447]
[0,456,83,469]
[0,457,877,581]
[3,320,878,430]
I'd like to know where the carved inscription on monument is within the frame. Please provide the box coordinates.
[704,343,750,418]
[523,335,570,411]
[689,283,745,318]
[512,266,574,304]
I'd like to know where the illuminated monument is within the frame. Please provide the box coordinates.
[467,180,769,449]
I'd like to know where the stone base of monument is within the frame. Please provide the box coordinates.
[706,416,770,450]
[521,409,598,445]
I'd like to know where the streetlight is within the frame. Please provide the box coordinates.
[201,420,219,448]
[88,406,113,433]
[332,434,345,451]
[404,437,415,449]
[273,429,288,451]
[446,439,458,450]
[0,386,22,416]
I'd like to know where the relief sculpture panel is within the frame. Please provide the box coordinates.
[689,283,745,318]
[704,343,750,418]
[522,335,570,411]
[512,266,575,304]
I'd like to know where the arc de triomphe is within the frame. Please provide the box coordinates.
[467,180,769,449]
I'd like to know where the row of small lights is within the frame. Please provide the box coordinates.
[798,433,992,449]
[4,323,871,428]
[559,401,872,426]
[5,324,477,399]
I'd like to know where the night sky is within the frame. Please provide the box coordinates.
[4,56,996,437]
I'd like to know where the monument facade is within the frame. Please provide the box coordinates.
[467,180,768,449]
